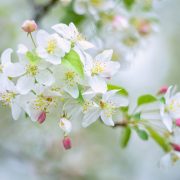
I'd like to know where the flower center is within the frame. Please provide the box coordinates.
[33,95,54,111]
[168,99,180,113]
[100,100,115,117]
[46,39,57,54]
[0,91,16,105]
[64,71,76,85]
[91,62,105,75]
[82,101,94,112]
[26,64,38,76]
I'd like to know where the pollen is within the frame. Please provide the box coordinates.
[46,39,57,54]
[91,62,105,75]
[34,95,54,111]
[65,71,76,85]
[26,64,38,76]
[0,91,16,105]
[83,101,94,112]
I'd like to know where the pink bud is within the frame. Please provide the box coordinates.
[21,20,37,33]
[37,111,46,124]
[171,143,180,152]
[158,85,168,95]
[176,118,180,127]
[138,20,151,36]
[62,136,71,150]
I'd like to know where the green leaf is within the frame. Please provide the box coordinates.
[146,126,171,152]
[62,50,84,77]
[120,126,131,148]
[135,127,149,141]
[107,84,128,96]
[26,51,40,64]
[123,0,135,9]
[137,94,157,106]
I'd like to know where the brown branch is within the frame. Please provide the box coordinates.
[113,121,128,128]
[32,0,59,23]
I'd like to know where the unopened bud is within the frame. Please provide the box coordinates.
[171,143,180,152]
[176,118,180,127]
[62,136,71,150]
[158,86,168,95]
[37,111,46,124]
[137,20,151,36]
[21,20,37,33]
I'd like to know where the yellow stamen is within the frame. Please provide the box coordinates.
[26,64,38,76]
[91,62,105,75]
[46,39,57,54]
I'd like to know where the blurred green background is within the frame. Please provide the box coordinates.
[0,0,180,179]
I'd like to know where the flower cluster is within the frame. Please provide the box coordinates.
[1,19,180,167]
[72,0,157,67]
[0,20,128,148]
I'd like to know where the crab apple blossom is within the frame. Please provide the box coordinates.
[160,86,180,132]
[21,20,37,33]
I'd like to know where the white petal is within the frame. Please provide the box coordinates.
[0,74,16,91]
[36,47,48,59]
[95,49,113,62]
[36,70,54,86]
[3,63,26,77]
[78,40,95,50]
[1,48,13,65]
[64,84,79,98]
[52,24,72,39]
[36,30,49,46]
[102,90,118,101]
[45,55,62,65]
[82,108,100,127]
[17,44,28,55]
[101,61,120,78]
[162,114,173,132]
[100,111,114,126]
[16,75,35,94]
[89,76,107,93]
[59,118,72,134]
[11,102,21,120]
[108,94,129,107]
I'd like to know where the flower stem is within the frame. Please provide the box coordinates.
[29,33,36,48]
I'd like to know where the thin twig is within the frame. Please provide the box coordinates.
[32,0,59,23]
